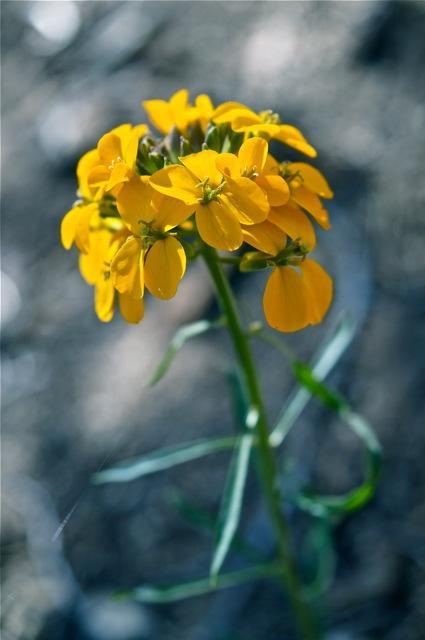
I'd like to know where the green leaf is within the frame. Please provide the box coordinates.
[292,362,344,412]
[269,314,355,446]
[117,563,282,603]
[149,318,225,387]
[93,436,237,485]
[210,420,256,580]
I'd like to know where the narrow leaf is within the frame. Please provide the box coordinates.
[93,436,237,485]
[210,408,258,580]
[149,318,224,386]
[118,563,282,603]
[210,434,254,580]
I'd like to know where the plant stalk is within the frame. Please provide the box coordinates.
[202,244,320,640]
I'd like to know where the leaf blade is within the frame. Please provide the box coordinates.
[117,562,282,604]
[93,436,237,485]
[149,318,224,387]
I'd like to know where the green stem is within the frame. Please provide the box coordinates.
[201,243,320,640]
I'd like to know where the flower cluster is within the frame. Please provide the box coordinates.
[61,89,333,332]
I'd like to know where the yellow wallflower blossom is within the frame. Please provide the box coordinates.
[143,89,214,135]
[88,123,148,193]
[150,150,269,251]
[61,90,334,333]
[216,136,290,207]
[281,161,333,230]
[242,222,332,332]
[79,226,144,324]
[263,258,333,333]
[61,150,106,253]
[111,176,191,300]
[212,101,317,158]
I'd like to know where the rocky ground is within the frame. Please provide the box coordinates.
[2,2,425,639]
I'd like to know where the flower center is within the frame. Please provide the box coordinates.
[197,177,226,204]
[260,110,281,125]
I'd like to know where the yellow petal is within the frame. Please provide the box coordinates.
[263,267,309,333]
[274,125,317,158]
[216,153,241,179]
[256,174,290,207]
[88,164,110,188]
[195,94,213,130]
[144,237,186,300]
[151,193,194,232]
[105,162,131,192]
[291,186,331,230]
[60,207,79,250]
[61,204,97,252]
[170,88,189,112]
[196,201,242,251]
[123,127,147,169]
[119,292,144,324]
[110,236,143,296]
[150,165,199,205]
[116,176,155,234]
[212,101,249,121]
[224,176,269,224]
[242,221,286,255]
[79,229,113,285]
[179,150,222,186]
[98,133,122,164]
[289,163,333,198]
[235,123,280,136]
[74,203,98,253]
[215,108,261,128]
[143,100,174,134]
[77,149,100,199]
[300,259,333,325]
[263,153,280,175]
[95,276,115,323]
[268,204,316,250]
[195,93,213,113]
[238,137,268,174]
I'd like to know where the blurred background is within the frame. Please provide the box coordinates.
[2,1,425,639]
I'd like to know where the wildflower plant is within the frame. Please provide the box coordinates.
[61,89,381,638]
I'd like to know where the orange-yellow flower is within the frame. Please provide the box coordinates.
[212,102,317,158]
[111,176,192,301]
[150,150,269,251]
[216,136,290,208]
[60,150,106,253]
[241,221,332,332]
[79,226,144,324]
[263,258,333,333]
[143,89,213,136]
[88,123,148,193]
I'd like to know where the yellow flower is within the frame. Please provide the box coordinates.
[263,258,333,333]
[61,202,99,253]
[281,161,333,230]
[111,176,191,300]
[150,150,269,251]
[241,221,332,332]
[60,150,107,252]
[88,123,148,193]
[212,101,317,158]
[79,226,144,324]
[143,89,213,135]
[216,136,290,207]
